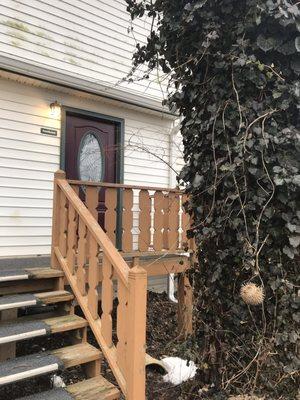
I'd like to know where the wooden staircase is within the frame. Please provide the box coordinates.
[0,170,194,400]
[0,265,120,400]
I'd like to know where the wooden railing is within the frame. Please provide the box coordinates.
[51,170,147,400]
[68,179,192,254]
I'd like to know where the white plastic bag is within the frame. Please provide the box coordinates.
[161,357,197,385]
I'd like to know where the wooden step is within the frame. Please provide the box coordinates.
[0,266,64,283]
[0,343,101,385]
[0,279,56,296]
[0,314,87,344]
[0,290,73,311]
[17,375,120,400]
[51,343,101,369]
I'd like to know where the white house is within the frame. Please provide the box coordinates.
[0,3,195,399]
[0,0,183,290]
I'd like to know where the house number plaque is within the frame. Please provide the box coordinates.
[41,127,58,136]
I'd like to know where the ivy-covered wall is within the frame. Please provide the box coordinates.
[126,1,299,398]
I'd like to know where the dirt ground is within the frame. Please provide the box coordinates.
[0,292,180,400]
[0,292,276,400]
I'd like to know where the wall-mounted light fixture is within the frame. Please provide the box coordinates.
[50,100,61,118]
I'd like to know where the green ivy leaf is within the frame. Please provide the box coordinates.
[272,91,282,98]
[257,35,277,51]
[274,176,284,185]
[291,59,300,74]
[286,222,297,233]
[283,246,295,259]
[292,175,300,186]
[295,37,300,52]
[289,236,300,248]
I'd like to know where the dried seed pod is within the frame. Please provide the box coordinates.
[240,283,264,305]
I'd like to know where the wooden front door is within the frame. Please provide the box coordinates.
[65,113,117,228]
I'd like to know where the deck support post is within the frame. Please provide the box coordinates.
[178,272,193,338]
[51,170,66,270]
[0,309,17,361]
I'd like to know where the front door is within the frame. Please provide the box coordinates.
[65,113,117,228]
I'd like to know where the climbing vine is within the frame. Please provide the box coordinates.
[126,0,299,398]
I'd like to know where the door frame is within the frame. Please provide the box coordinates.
[60,106,125,184]
[60,106,125,248]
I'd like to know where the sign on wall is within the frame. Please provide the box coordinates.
[41,128,57,136]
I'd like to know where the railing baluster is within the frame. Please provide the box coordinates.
[138,189,151,251]
[71,185,80,258]
[180,194,190,249]
[102,254,113,347]
[71,184,80,196]
[86,186,99,219]
[117,281,128,376]
[122,188,133,252]
[163,194,169,250]
[153,191,164,251]
[88,236,99,319]
[67,204,77,274]
[168,193,180,250]
[105,188,117,245]
[77,219,87,296]
[59,192,68,257]
[85,186,99,259]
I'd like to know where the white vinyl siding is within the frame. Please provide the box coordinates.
[0,0,166,101]
[0,76,179,257]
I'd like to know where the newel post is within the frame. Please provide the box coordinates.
[126,264,147,400]
[51,169,66,269]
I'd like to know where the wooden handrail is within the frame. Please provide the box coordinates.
[51,171,147,400]
[56,178,130,286]
[68,179,183,193]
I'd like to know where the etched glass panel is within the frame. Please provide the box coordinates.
[78,132,103,182]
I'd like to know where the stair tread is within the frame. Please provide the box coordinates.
[35,290,74,304]
[0,266,63,282]
[17,388,73,400]
[0,290,73,311]
[0,343,101,385]
[0,293,36,307]
[0,319,50,340]
[67,375,120,399]
[0,352,62,380]
[52,343,101,368]
[0,314,87,343]
[41,314,87,333]
[16,376,120,400]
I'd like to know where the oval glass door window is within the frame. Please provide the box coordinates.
[78,132,104,182]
